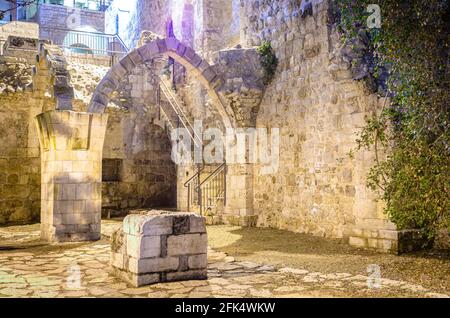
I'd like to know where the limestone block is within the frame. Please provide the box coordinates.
[156,38,167,53]
[188,254,208,269]
[166,270,207,282]
[137,41,160,61]
[165,37,180,52]
[123,214,173,236]
[127,49,144,66]
[128,257,179,274]
[167,234,208,256]
[119,55,136,73]
[110,210,207,287]
[126,234,161,258]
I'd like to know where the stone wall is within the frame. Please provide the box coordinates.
[0,42,177,225]
[102,109,176,216]
[0,55,41,225]
[37,3,105,46]
[242,0,398,252]
[105,0,240,55]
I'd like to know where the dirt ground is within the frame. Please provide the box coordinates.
[207,225,450,293]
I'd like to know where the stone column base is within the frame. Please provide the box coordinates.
[41,223,101,243]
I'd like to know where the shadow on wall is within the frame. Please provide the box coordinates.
[101,123,177,218]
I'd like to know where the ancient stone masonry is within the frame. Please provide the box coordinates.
[88,37,233,128]
[35,42,74,110]
[0,22,41,225]
[110,211,207,287]
[36,110,108,242]
[240,0,399,252]
[1,0,438,254]
[0,21,39,60]
[213,47,266,127]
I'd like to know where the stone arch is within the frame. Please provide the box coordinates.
[88,37,235,128]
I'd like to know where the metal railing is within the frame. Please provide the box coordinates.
[158,74,202,148]
[158,73,227,215]
[39,0,113,12]
[39,26,128,65]
[199,164,227,215]
[185,166,204,212]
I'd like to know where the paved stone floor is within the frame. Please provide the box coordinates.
[0,221,448,298]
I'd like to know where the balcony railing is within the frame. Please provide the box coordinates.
[40,26,129,66]
[39,0,113,12]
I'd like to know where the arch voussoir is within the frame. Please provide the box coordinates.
[88,37,235,128]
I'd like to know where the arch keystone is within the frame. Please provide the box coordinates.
[137,41,159,61]
[166,37,180,52]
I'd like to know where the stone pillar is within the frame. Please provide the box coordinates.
[223,163,256,226]
[36,110,108,242]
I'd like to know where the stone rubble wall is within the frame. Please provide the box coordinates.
[0,54,42,225]
[0,21,39,63]
[242,0,399,252]
[110,211,207,287]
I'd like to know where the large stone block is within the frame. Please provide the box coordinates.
[110,210,207,287]
[167,234,208,256]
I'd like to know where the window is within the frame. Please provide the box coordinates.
[102,159,122,182]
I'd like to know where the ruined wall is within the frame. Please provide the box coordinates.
[0,57,42,225]
[243,0,398,251]
[192,0,237,60]
[0,45,176,225]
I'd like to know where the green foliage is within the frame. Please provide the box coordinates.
[334,0,450,240]
[256,41,278,85]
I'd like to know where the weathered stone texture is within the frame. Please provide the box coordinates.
[110,211,207,287]
[36,110,108,242]
[241,0,397,252]
[0,55,41,225]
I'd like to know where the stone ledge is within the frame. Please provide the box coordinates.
[349,228,432,254]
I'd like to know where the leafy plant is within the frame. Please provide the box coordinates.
[256,41,278,85]
[334,0,450,241]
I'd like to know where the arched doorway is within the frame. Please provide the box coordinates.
[88,37,236,129]
[88,37,238,218]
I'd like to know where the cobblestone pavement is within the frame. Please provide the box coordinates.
[0,221,448,298]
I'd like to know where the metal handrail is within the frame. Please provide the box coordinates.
[44,26,129,51]
[158,75,202,148]
[197,163,226,215]
[184,166,205,187]
[40,0,113,12]
[39,26,129,65]
[196,163,226,190]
